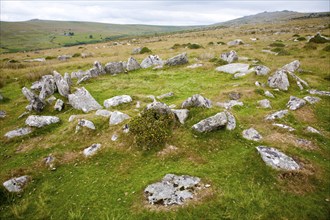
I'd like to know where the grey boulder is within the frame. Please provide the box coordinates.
[265,110,289,120]
[95,109,112,118]
[286,96,306,110]
[256,146,300,170]
[39,75,57,100]
[165,52,188,66]
[255,65,270,76]
[267,70,289,91]
[77,119,95,130]
[3,176,30,192]
[182,94,212,109]
[54,99,64,111]
[105,62,125,75]
[126,57,141,71]
[25,115,60,128]
[4,127,32,139]
[83,143,101,157]
[192,112,227,132]
[109,111,130,125]
[68,87,102,113]
[53,71,70,97]
[242,128,262,141]
[282,60,300,72]
[172,109,189,124]
[220,50,238,63]
[140,55,163,68]
[104,95,132,108]
[22,87,45,112]
[258,99,271,108]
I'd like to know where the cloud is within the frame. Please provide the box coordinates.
[1,1,329,25]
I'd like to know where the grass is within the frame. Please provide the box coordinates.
[0,16,330,219]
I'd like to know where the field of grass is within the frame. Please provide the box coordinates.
[0,17,330,219]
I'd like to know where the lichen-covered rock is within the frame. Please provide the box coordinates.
[39,75,57,100]
[54,99,64,111]
[308,89,330,97]
[255,65,270,75]
[265,110,289,120]
[303,96,321,104]
[68,87,102,113]
[264,90,275,98]
[144,174,201,206]
[192,112,227,132]
[286,96,306,110]
[140,55,163,68]
[258,99,272,108]
[22,87,45,112]
[25,115,60,128]
[4,127,32,138]
[53,71,70,97]
[220,50,238,63]
[256,146,300,170]
[95,109,112,118]
[64,72,72,86]
[242,128,262,141]
[126,57,141,71]
[3,176,30,192]
[225,111,236,130]
[146,101,173,115]
[83,143,101,157]
[282,60,300,72]
[216,100,243,109]
[267,70,290,91]
[104,95,132,108]
[227,39,244,46]
[109,111,130,125]
[215,63,250,74]
[104,62,125,75]
[77,119,95,130]
[182,94,212,109]
[172,109,189,124]
[165,52,188,66]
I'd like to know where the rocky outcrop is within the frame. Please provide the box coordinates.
[126,57,141,71]
[144,174,201,206]
[83,143,101,157]
[104,95,132,108]
[267,70,289,91]
[140,55,163,68]
[68,87,102,113]
[105,62,125,75]
[4,127,32,139]
[256,146,300,170]
[3,176,30,192]
[172,109,189,124]
[53,71,70,97]
[165,53,188,66]
[265,110,289,120]
[192,112,227,132]
[182,94,212,109]
[286,96,306,110]
[242,128,262,141]
[109,111,130,125]
[25,115,60,128]
[54,99,64,111]
[220,50,238,63]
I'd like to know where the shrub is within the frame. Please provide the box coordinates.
[171,43,181,49]
[303,43,317,50]
[271,47,290,55]
[130,109,175,151]
[187,43,202,49]
[217,41,225,45]
[208,42,214,45]
[72,53,81,58]
[209,58,228,66]
[322,45,330,52]
[309,34,330,44]
[296,37,306,41]
[45,56,56,60]
[139,47,152,54]
[293,34,300,37]
[269,42,285,47]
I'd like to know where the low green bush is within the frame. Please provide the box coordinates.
[269,42,285,47]
[296,37,306,41]
[303,43,318,50]
[139,47,152,54]
[309,34,330,44]
[72,53,81,57]
[322,45,330,52]
[271,47,290,55]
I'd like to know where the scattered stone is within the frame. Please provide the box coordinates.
[135,101,141,109]
[104,95,132,108]
[78,119,95,130]
[225,111,236,130]
[68,87,102,113]
[146,101,173,115]
[24,58,46,62]
[105,62,125,75]
[95,109,112,118]
[31,80,43,90]
[227,39,244,46]
[144,174,201,206]
[39,75,57,100]
[157,145,178,157]
[306,126,321,134]
[111,133,118,141]
[0,110,6,118]
[264,90,275,98]
[282,60,300,73]
[123,124,130,133]
[140,55,163,68]
[265,110,289,120]
[272,123,295,131]
[18,111,29,119]
[215,63,251,74]
[46,96,57,104]
[68,115,77,122]
[303,96,321,104]
[255,65,270,75]
[181,94,212,109]
[228,92,241,100]
[172,109,189,124]
[53,71,70,97]
[0,93,3,100]
[58,55,72,61]
[83,143,101,157]
[157,92,174,99]
[192,112,227,132]
[4,127,32,138]
[44,155,56,170]
[267,69,289,91]
[308,89,330,97]
[126,57,141,71]
[186,63,203,69]
[256,146,300,170]
[64,72,72,87]
[216,100,243,109]
[255,81,261,87]
[165,52,188,66]
[242,128,262,141]
[3,176,30,192]
[109,111,130,125]
[220,50,238,63]
[132,47,142,54]
[287,71,309,89]
[54,99,64,111]
[296,138,314,149]
[25,115,60,128]
[286,96,306,110]
[22,87,45,112]
[258,99,272,108]
[262,50,278,55]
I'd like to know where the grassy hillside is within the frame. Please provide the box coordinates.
[0,16,329,219]
[0,19,197,53]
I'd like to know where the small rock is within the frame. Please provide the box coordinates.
[267,69,290,91]
[83,143,101,157]
[306,126,321,134]
[44,155,56,170]
[5,127,32,138]
[146,101,173,115]
[78,119,95,130]
[68,115,77,122]
[303,96,321,104]
[215,63,251,74]
[165,52,188,66]
[172,109,189,124]
[54,99,64,111]
[46,96,57,104]
[104,62,125,75]
[186,63,203,69]
[192,112,227,132]
[255,65,270,75]
[228,92,241,100]
[0,110,6,118]
[104,95,132,108]
[286,96,306,110]
[227,39,244,46]
[123,124,130,133]
[258,99,272,108]
[272,123,295,132]
[157,92,174,99]
[265,110,289,120]
[182,94,212,109]
[109,111,130,125]
[242,128,262,141]
[3,176,30,192]
[95,109,112,118]
[256,146,300,170]
[308,89,330,97]
[25,115,60,128]
[18,111,29,119]
[57,55,71,61]
[132,47,142,54]
[264,90,275,98]
[262,50,278,55]
[220,50,238,63]
[255,81,261,87]
[135,101,141,109]
[216,100,243,109]
[225,111,236,130]
[111,134,118,141]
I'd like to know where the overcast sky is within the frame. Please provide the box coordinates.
[1,1,329,26]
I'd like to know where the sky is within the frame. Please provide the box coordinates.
[1,1,329,26]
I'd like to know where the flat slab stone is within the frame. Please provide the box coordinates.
[242,128,262,141]
[265,110,289,120]
[273,123,295,132]
[104,95,132,108]
[95,109,112,118]
[308,89,330,97]
[5,127,32,138]
[258,99,272,108]
[144,174,200,206]
[192,112,227,132]
[303,96,321,104]
[25,115,60,128]
[215,63,250,74]
[306,126,321,134]
[286,96,306,110]
[78,119,95,130]
[3,176,30,192]
[216,100,243,109]
[68,87,102,113]
[109,111,130,125]
[83,143,101,157]
[256,146,300,170]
